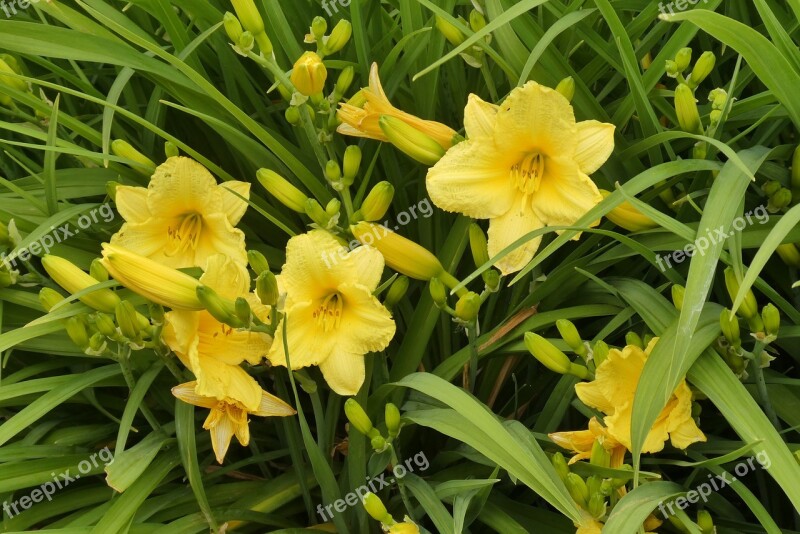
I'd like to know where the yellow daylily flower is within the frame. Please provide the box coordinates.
[163,255,272,403]
[337,63,458,150]
[172,380,295,464]
[267,230,396,396]
[549,417,627,467]
[111,156,249,269]
[574,338,706,453]
[426,82,615,275]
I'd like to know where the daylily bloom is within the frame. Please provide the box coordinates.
[337,63,458,150]
[267,230,396,396]
[426,82,615,274]
[549,417,627,466]
[172,380,295,464]
[111,156,249,269]
[163,254,272,401]
[572,338,705,453]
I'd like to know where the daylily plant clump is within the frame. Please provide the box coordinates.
[7,1,798,533]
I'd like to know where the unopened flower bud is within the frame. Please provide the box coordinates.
[94,313,117,338]
[88,332,107,353]
[708,88,727,110]
[363,492,393,524]
[90,259,108,282]
[767,188,792,213]
[325,199,341,218]
[66,316,89,349]
[688,51,715,88]
[551,452,569,482]
[291,51,327,96]
[762,303,780,338]
[566,473,589,508]
[196,286,241,327]
[237,31,255,55]
[379,115,446,165]
[325,20,352,54]
[724,267,758,320]
[665,60,679,78]
[0,57,27,92]
[325,159,342,183]
[361,182,394,221]
[164,141,179,159]
[720,308,741,348]
[235,297,252,324]
[675,83,702,134]
[247,250,270,275]
[343,145,362,184]
[39,287,64,312]
[429,277,447,307]
[468,223,490,267]
[116,300,141,339]
[230,0,264,35]
[672,284,685,311]
[106,181,119,202]
[587,493,606,519]
[351,222,444,280]
[469,10,486,32]
[42,255,121,313]
[625,331,644,349]
[256,271,279,307]
[223,12,243,43]
[305,198,332,227]
[674,47,692,73]
[556,319,583,352]
[111,140,156,175]
[455,292,481,322]
[311,16,327,42]
[776,243,800,268]
[762,180,781,197]
[257,169,308,212]
[371,435,386,451]
[599,190,658,232]
[555,77,575,102]
[285,106,301,125]
[385,403,401,438]
[590,439,610,468]
[697,510,714,534]
[525,333,589,379]
[592,340,609,368]
[435,15,465,47]
[482,269,501,292]
[336,66,355,99]
[384,276,409,309]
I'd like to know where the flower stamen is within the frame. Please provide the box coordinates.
[512,152,546,195]
[313,292,344,332]
[165,213,203,257]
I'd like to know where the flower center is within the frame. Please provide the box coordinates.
[313,292,343,332]
[511,152,545,195]
[165,213,203,257]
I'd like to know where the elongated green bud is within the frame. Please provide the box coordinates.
[336,67,355,99]
[468,223,490,267]
[566,473,589,508]
[235,297,252,324]
[111,140,157,175]
[116,300,140,339]
[361,182,394,221]
[590,439,610,468]
[257,169,308,213]
[230,0,264,35]
[325,160,342,183]
[551,452,569,482]
[325,20,352,54]
[688,51,715,88]
[587,493,606,519]
[379,115,446,165]
[525,333,589,379]
[385,403,401,438]
[343,145,361,184]
[429,277,447,307]
[720,308,741,348]
[674,47,692,73]
[384,276,409,309]
[768,188,792,213]
[345,398,373,435]
[90,259,108,282]
[675,83,702,134]
[164,141,179,159]
[351,222,444,280]
[247,250,270,275]
[363,493,393,524]
[94,313,117,338]
[435,15,465,46]
[762,303,780,338]
[66,316,89,349]
[455,292,481,322]
[625,332,643,349]
[39,287,65,312]
[305,198,332,227]
[724,267,758,320]
[556,319,583,352]
[672,284,685,311]
[196,286,242,327]
[223,12,243,43]
[697,510,714,534]
[592,340,609,368]
[256,271,279,306]
[311,16,327,41]
[469,10,486,32]
[237,31,255,55]
[555,77,575,102]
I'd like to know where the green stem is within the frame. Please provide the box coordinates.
[466,321,479,392]
[439,271,468,298]
[748,340,780,429]
[389,444,416,522]
[117,345,162,431]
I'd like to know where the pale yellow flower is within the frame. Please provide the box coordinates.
[337,63,458,149]
[111,157,249,269]
[575,338,706,453]
[163,254,272,402]
[426,82,615,274]
[267,230,395,396]
[172,380,295,464]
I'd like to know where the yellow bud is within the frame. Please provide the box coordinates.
[555,77,576,102]
[311,16,327,41]
[379,115,446,165]
[65,316,90,349]
[325,20,352,54]
[351,222,444,280]
[674,47,692,72]
[93,313,117,338]
[556,319,583,352]
[111,140,157,175]
[525,333,588,379]
[675,83,702,134]
[389,522,420,534]
[90,258,109,282]
[223,12,243,43]
[429,277,448,307]
[342,145,362,183]
[116,300,141,339]
[384,276,409,309]
[256,169,308,212]
[672,284,685,311]
[697,510,714,534]
[762,303,780,337]
[344,398,373,435]
[435,15,466,46]
[256,270,279,306]
[385,403,401,438]
[100,244,203,310]
[455,292,481,322]
[599,190,658,232]
[688,51,715,88]
[468,223,490,267]
[363,492,393,524]
[291,51,327,96]
[247,250,270,274]
[39,287,65,312]
[361,182,394,221]
[336,66,356,99]
[0,58,27,92]
[230,0,264,35]
[724,267,758,320]
[42,255,121,313]
[776,243,800,268]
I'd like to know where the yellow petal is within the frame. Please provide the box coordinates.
[110,218,175,261]
[208,410,236,464]
[574,120,615,175]
[195,213,248,268]
[199,254,251,300]
[172,381,217,409]
[197,311,272,366]
[252,390,297,417]
[163,310,201,368]
[267,301,336,369]
[463,93,499,139]
[191,356,262,411]
[368,62,388,100]
[487,196,544,275]
[234,415,250,447]
[548,428,597,454]
[220,181,251,225]
[666,382,706,449]
[532,157,602,228]
[115,185,150,224]
[604,401,639,452]
[594,346,645,409]
[319,350,366,396]
[146,157,221,218]
[338,282,396,354]
[493,81,577,158]
[426,138,516,219]
[574,381,615,415]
